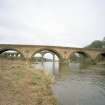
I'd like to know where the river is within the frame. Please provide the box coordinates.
[32,62,105,105]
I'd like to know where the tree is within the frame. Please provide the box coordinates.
[86,40,102,48]
[85,37,105,49]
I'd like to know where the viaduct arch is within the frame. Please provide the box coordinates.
[31,48,63,61]
[0,44,105,63]
[0,48,25,59]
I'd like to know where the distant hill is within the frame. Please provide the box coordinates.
[85,37,105,48]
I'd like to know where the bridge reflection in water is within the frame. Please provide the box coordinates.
[32,61,93,76]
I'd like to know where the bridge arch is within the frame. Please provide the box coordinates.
[0,48,25,59]
[95,52,105,63]
[69,51,94,63]
[31,48,63,62]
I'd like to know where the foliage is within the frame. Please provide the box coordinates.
[85,38,105,48]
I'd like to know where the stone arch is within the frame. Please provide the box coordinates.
[95,52,105,63]
[69,51,94,63]
[0,48,25,59]
[31,48,63,61]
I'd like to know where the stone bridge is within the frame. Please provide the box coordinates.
[0,44,105,63]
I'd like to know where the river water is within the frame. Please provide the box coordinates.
[33,62,105,105]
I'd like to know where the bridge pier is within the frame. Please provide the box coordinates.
[41,53,44,64]
[52,53,55,62]
[59,58,69,64]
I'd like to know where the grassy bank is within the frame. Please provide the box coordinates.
[0,59,59,105]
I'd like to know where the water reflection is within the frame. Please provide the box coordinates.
[32,61,91,77]
[32,61,105,105]
[32,62,59,75]
[54,64,105,105]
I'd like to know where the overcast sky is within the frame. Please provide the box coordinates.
[0,0,105,47]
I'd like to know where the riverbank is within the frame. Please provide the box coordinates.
[0,59,59,105]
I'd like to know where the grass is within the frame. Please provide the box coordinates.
[0,59,59,105]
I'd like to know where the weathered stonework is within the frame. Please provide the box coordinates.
[0,44,105,62]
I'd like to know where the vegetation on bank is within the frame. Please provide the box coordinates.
[85,37,105,48]
[0,59,59,105]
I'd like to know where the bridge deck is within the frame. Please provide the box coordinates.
[0,44,105,51]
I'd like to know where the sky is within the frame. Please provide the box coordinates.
[0,0,105,47]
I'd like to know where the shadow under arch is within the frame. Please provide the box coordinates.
[95,52,105,64]
[31,48,63,62]
[68,51,94,64]
[0,48,25,60]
